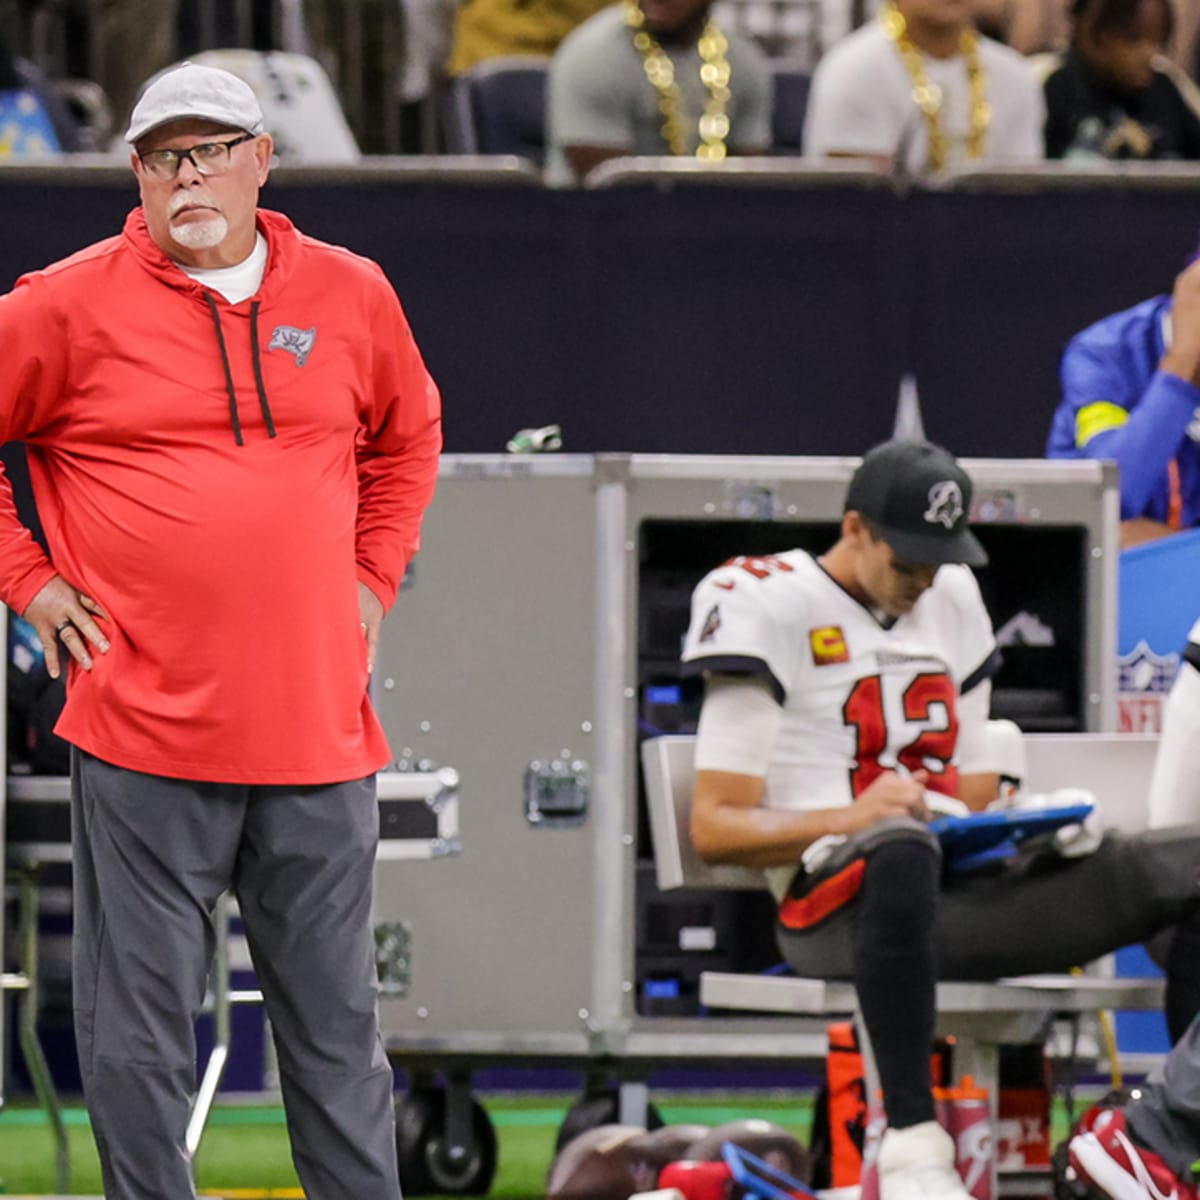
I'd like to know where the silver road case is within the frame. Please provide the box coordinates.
[372,453,1119,1071]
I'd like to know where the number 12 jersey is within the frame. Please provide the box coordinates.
[680,550,999,815]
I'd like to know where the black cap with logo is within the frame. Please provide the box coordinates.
[844,440,988,567]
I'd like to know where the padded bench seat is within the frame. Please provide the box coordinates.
[699,972,1165,1019]
[700,971,1166,1053]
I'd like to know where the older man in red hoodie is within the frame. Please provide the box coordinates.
[0,62,442,1199]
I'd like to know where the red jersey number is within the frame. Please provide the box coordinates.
[719,555,796,581]
[843,672,960,798]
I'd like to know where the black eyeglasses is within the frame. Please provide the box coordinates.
[138,132,257,180]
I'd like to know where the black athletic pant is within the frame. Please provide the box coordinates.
[777,819,1200,1129]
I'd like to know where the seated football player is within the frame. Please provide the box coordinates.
[681,439,1200,1200]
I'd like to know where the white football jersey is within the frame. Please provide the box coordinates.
[681,549,998,817]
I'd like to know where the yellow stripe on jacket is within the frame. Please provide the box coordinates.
[1075,400,1129,447]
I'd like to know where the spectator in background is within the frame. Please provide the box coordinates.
[803,0,1045,176]
[709,0,883,68]
[1044,0,1200,158]
[83,2,289,142]
[1046,249,1200,546]
[447,0,611,72]
[0,0,167,149]
[0,23,70,156]
[1174,0,1200,78]
[546,0,773,184]
[303,0,405,151]
[374,0,611,152]
[707,0,1064,68]
[972,0,1070,51]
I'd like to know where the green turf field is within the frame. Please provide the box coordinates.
[0,1090,1097,1196]
[0,1094,809,1196]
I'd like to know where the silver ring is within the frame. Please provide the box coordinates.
[54,620,72,636]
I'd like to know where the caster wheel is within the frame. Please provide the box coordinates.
[395,1088,497,1195]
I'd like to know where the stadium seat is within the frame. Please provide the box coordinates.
[768,62,809,154]
[176,49,361,163]
[0,55,86,158]
[444,55,549,166]
[12,59,85,152]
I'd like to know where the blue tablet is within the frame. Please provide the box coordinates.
[929,803,1094,871]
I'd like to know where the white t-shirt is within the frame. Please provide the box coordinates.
[179,232,268,304]
[681,550,998,896]
[803,20,1045,174]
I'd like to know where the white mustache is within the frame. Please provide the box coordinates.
[167,191,220,218]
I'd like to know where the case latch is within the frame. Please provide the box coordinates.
[524,758,590,827]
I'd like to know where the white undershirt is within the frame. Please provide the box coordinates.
[694,676,782,776]
[179,232,268,303]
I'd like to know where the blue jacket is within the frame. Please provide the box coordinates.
[1046,295,1200,526]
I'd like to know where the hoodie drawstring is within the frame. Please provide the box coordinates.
[203,292,277,445]
[249,300,277,438]
[204,292,243,446]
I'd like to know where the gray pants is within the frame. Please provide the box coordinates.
[1126,1015,1200,1176]
[71,749,401,1200]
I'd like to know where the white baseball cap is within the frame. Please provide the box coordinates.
[125,62,266,144]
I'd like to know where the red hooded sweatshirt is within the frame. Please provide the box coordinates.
[0,207,442,783]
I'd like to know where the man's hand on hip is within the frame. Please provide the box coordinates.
[23,575,110,679]
[357,580,384,675]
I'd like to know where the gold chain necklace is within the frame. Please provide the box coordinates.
[623,0,731,160]
[879,0,990,173]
